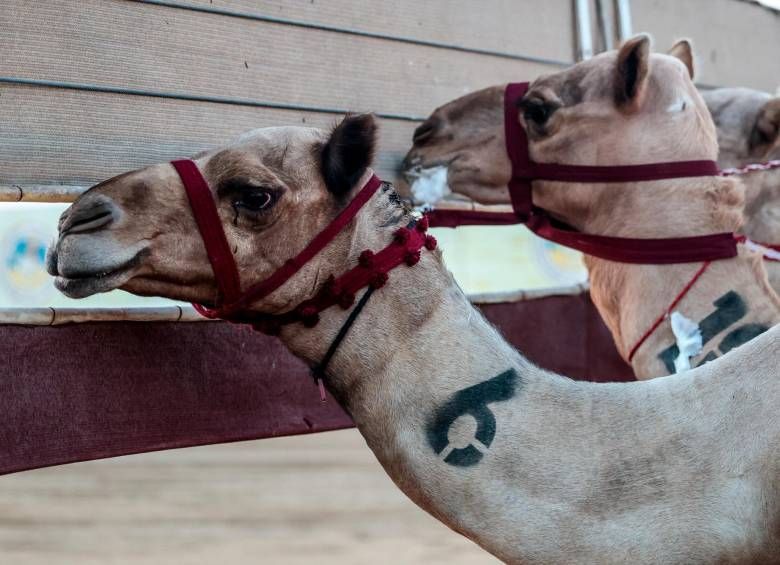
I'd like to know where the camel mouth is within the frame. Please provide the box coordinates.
[404,164,452,207]
[54,255,141,298]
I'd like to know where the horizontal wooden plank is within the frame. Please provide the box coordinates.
[632,0,780,92]
[0,85,416,184]
[176,0,576,63]
[2,0,555,121]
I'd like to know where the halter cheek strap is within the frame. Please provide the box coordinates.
[173,159,242,305]
[170,160,436,333]
[172,160,384,315]
[427,82,738,265]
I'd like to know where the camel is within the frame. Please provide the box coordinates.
[703,86,780,289]
[401,36,780,379]
[47,112,780,563]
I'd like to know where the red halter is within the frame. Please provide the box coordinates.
[171,160,436,334]
[426,82,738,264]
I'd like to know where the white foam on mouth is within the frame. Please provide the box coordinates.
[409,166,450,206]
[670,311,703,373]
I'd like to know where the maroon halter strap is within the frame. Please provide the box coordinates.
[427,82,738,264]
[170,160,384,317]
[173,159,242,304]
[245,220,437,335]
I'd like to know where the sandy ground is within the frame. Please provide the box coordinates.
[0,429,497,564]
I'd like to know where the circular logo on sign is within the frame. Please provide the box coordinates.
[2,223,51,301]
[531,238,587,285]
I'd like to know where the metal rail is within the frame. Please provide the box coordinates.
[615,0,633,41]
[574,0,595,61]
[0,284,591,326]
[0,184,87,203]
[0,306,207,325]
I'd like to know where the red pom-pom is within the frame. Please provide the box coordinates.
[322,275,342,298]
[358,250,375,268]
[338,291,355,309]
[298,304,320,327]
[416,216,429,232]
[370,271,388,289]
[394,227,411,244]
[404,250,421,266]
[424,234,438,250]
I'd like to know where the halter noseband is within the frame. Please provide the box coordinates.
[171,160,436,335]
[427,82,738,264]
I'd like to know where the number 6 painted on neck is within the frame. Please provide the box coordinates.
[426,369,519,467]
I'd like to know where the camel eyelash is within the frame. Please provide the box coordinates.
[219,180,282,214]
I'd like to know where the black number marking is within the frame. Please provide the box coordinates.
[658,291,767,373]
[426,369,519,467]
[718,323,768,354]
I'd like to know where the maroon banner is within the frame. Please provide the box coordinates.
[0,292,632,475]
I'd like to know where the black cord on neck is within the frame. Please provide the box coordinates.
[311,286,375,386]
[310,217,418,397]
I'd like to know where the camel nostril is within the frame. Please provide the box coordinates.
[60,200,117,236]
[412,119,438,145]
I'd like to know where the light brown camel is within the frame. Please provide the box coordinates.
[402,36,780,379]
[47,114,780,564]
[703,86,780,289]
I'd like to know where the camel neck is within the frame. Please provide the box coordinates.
[544,174,779,378]
[587,249,780,378]
[277,221,780,562]
[282,246,535,404]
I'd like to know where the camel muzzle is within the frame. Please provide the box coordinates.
[58,197,116,237]
[48,194,145,298]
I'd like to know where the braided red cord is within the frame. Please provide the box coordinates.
[626,260,713,364]
[719,159,780,177]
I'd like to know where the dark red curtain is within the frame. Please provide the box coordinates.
[0,292,632,475]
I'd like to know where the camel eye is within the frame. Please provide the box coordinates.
[234,188,275,212]
[523,102,552,125]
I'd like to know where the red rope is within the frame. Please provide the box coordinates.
[734,235,780,263]
[626,260,712,363]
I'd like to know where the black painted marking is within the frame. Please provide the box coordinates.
[697,291,747,344]
[696,351,718,366]
[426,369,519,468]
[718,323,769,354]
[658,291,761,373]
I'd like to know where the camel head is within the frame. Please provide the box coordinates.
[47,115,392,312]
[402,36,723,231]
[702,87,780,168]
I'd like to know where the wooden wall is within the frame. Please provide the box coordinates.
[0,0,573,187]
[632,0,780,91]
[0,0,776,191]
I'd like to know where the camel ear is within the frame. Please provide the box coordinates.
[668,39,694,79]
[749,98,780,154]
[321,114,377,196]
[615,34,651,110]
